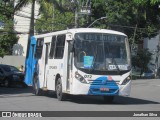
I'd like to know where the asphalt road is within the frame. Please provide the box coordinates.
[0,79,160,119]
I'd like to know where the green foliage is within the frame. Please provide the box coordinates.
[0,0,18,57]
[134,0,160,5]
[35,10,75,32]
[35,2,75,33]
[132,49,152,73]
[0,34,18,57]
[34,0,160,49]
[91,0,160,43]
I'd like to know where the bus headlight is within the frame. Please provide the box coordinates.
[121,76,131,85]
[75,71,87,84]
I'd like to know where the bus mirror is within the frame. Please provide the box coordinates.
[66,33,73,41]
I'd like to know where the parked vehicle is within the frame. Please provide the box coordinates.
[132,67,155,79]
[141,69,155,79]
[0,64,26,87]
[156,67,160,78]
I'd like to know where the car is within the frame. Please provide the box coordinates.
[156,67,160,78]
[0,64,26,87]
[141,69,155,79]
[132,67,155,79]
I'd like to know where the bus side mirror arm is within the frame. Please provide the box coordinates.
[68,41,74,53]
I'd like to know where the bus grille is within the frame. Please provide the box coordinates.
[88,79,119,85]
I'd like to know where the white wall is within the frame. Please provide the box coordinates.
[13,1,39,56]
[143,35,160,69]
[0,56,25,67]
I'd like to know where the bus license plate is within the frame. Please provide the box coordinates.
[100,88,109,91]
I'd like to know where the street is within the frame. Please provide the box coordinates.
[0,79,160,119]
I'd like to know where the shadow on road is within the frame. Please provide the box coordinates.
[0,86,33,95]
[0,86,159,105]
[61,95,160,105]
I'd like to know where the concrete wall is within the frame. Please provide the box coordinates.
[0,56,25,68]
[143,35,160,70]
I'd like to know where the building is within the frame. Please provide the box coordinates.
[143,35,160,70]
[13,1,39,56]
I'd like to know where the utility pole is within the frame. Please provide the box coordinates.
[26,0,35,58]
[74,0,91,28]
[131,24,137,55]
[75,6,78,28]
[74,0,79,28]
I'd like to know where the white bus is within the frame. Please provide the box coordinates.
[25,28,131,103]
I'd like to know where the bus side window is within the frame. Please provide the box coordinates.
[35,38,44,59]
[49,36,56,59]
[54,35,65,59]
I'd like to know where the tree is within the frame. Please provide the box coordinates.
[0,0,18,57]
[90,0,160,44]
[33,0,160,43]
[35,1,76,33]
[134,0,160,5]
[89,0,160,71]
[35,0,93,32]
[14,0,64,57]
[132,49,152,75]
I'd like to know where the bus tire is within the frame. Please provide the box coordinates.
[33,75,42,96]
[103,96,114,103]
[56,78,66,101]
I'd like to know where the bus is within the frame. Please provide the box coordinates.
[25,28,131,103]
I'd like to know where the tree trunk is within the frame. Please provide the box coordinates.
[26,0,35,57]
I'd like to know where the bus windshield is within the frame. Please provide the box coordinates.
[74,33,131,73]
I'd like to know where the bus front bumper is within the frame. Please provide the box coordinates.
[71,79,131,96]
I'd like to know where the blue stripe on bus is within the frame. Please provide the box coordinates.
[25,36,37,85]
[88,76,119,95]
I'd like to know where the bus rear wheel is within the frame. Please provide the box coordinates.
[33,75,42,96]
[56,78,66,101]
[103,96,114,103]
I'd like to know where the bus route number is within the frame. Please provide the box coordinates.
[84,75,92,78]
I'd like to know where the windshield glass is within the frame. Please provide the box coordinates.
[10,66,20,72]
[74,33,131,73]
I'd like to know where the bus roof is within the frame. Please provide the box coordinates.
[34,28,127,38]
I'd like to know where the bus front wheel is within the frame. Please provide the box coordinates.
[33,75,42,96]
[56,78,66,101]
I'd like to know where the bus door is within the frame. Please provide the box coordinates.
[42,40,50,90]
[66,41,73,91]
[66,34,74,91]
